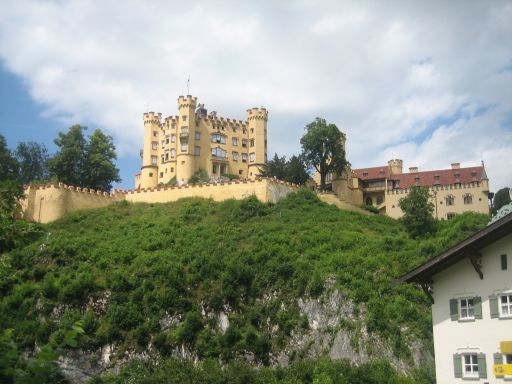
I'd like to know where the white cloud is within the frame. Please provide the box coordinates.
[0,0,511,190]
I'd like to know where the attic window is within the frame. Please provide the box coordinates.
[379,169,385,175]
[415,176,420,186]
[363,172,368,177]
[434,175,440,185]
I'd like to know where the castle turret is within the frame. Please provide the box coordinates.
[246,107,268,178]
[176,95,197,185]
[388,159,403,176]
[140,112,161,189]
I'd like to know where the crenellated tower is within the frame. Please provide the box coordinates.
[246,107,268,178]
[388,159,403,176]
[140,112,162,189]
[176,95,197,185]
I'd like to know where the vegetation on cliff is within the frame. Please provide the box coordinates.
[0,190,489,382]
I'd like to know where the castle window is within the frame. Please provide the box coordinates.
[159,172,163,178]
[165,151,169,161]
[171,123,176,129]
[171,134,176,143]
[211,133,226,144]
[181,143,187,152]
[182,115,187,121]
[212,164,217,174]
[250,128,254,133]
[243,129,247,134]
[249,153,255,162]
[161,155,164,163]
[250,139,255,147]
[446,195,455,206]
[161,140,165,149]
[242,139,248,148]
[166,136,170,144]
[152,141,158,150]
[212,147,227,159]
[195,132,201,140]
[447,212,456,220]
[239,170,243,175]
[463,194,473,204]
[242,153,247,162]
[151,156,157,165]
[232,137,238,146]
[171,167,174,172]
[376,195,383,205]
[149,172,153,177]
[232,151,238,161]
[153,131,157,137]
[220,165,226,175]
[194,146,201,156]
[171,149,176,158]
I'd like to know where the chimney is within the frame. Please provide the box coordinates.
[409,166,418,173]
[451,163,460,169]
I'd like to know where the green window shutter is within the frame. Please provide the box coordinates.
[495,353,504,377]
[489,295,499,318]
[453,354,462,378]
[473,296,482,319]
[478,353,487,378]
[450,298,459,321]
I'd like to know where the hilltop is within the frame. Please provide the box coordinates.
[0,190,489,383]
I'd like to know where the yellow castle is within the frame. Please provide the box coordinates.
[135,95,268,189]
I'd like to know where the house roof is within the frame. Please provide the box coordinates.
[397,212,512,283]
[353,166,390,180]
[353,165,485,188]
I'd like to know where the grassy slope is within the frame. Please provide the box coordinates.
[0,191,488,379]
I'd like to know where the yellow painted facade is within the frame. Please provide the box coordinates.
[21,178,297,223]
[136,95,268,189]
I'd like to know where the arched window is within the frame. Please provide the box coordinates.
[446,195,455,206]
[463,194,473,205]
[366,197,373,206]
[376,195,384,205]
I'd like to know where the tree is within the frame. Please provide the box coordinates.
[398,187,437,237]
[300,118,348,191]
[48,125,88,187]
[15,142,50,184]
[286,155,310,185]
[48,125,121,191]
[493,187,511,213]
[259,153,288,180]
[83,129,121,191]
[259,153,310,185]
[0,135,19,181]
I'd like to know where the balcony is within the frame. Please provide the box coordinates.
[494,364,512,376]
[179,128,189,141]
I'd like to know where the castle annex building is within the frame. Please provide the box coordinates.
[350,160,490,219]
[136,95,268,189]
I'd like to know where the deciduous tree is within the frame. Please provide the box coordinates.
[493,187,511,213]
[300,118,348,191]
[398,187,437,237]
[15,142,50,184]
[84,129,121,191]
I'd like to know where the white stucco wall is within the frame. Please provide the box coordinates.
[432,233,512,384]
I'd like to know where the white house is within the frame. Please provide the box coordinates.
[399,205,512,383]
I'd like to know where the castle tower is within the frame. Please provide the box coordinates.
[388,159,403,176]
[140,112,161,189]
[246,107,268,178]
[176,95,197,185]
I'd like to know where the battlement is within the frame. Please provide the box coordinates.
[178,95,197,109]
[143,112,162,125]
[247,107,268,121]
[388,159,403,166]
[386,181,482,195]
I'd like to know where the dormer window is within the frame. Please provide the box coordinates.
[434,175,440,185]
[363,172,368,177]
[415,176,420,186]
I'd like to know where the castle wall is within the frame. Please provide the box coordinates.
[21,179,298,223]
[385,182,490,219]
[21,184,125,224]
[125,178,297,205]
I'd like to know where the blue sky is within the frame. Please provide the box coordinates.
[0,1,511,191]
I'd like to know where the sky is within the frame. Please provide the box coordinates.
[0,0,511,191]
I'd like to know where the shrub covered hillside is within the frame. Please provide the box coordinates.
[0,190,489,383]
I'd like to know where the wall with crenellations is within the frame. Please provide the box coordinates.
[21,178,298,223]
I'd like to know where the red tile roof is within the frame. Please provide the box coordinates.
[353,165,486,189]
[353,166,390,180]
